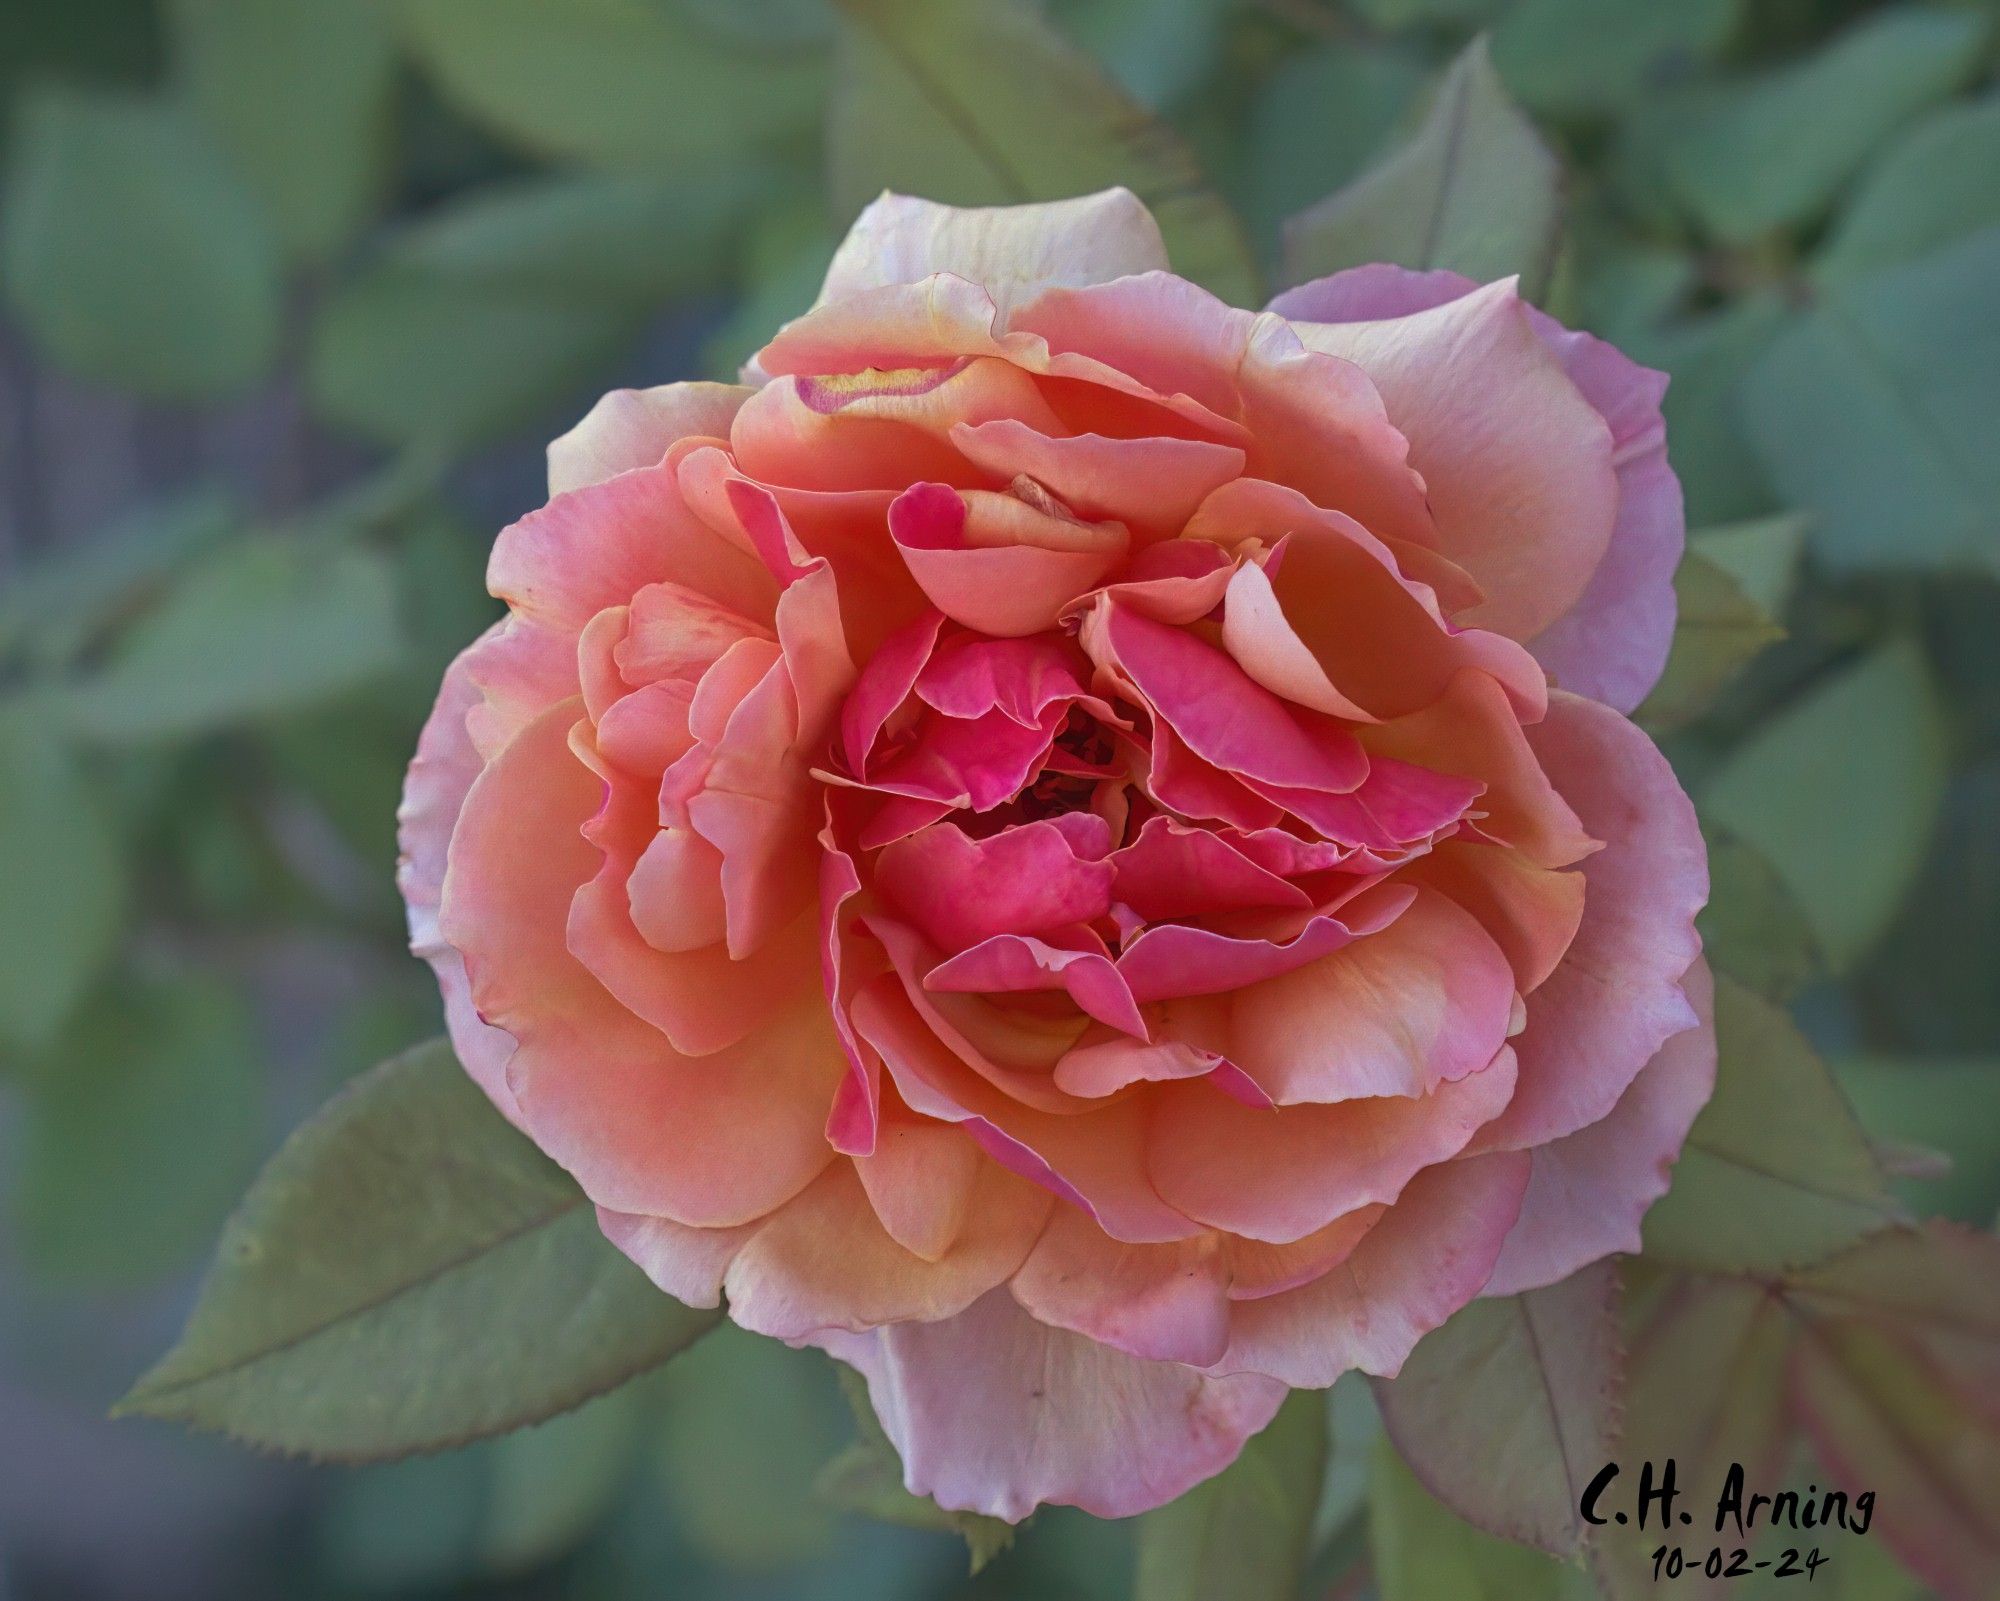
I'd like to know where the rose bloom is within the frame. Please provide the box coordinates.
[399,189,1712,1521]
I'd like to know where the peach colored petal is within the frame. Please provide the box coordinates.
[949,419,1245,536]
[722,1158,1051,1340]
[569,780,820,1056]
[1051,1031,1228,1099]
[1147,1047,1520,1243]
[597,1205,756,1309]
[489,461,777,638]
[854,1113,984,1261]
[396,627,525,1127]
[1227,1205,1387,1301]
[1208,1151,1532,1386]
[546,381,749,495]
[1282,278,1619,642]
[890,482,1128,638]
[1010,1208,1234,1366]
[1474,693,1706,1151]
[1483,959,1716,1295]
[1400,841,1586,998]
[1271,264,1683,711]
[1009,273,1437,549]
[816,189,1169,320]
[625,825,727,954]
[811,1289,1288,1523]
[851,974,1202,1244]
[731,356,1063,494]
[1222,888,1519,1103]
[440,700,839,1226]
[928,930,1149,1039]
[1190,478,1547,722]
[1362,668,1592,869]
[1114,881,1416,1007]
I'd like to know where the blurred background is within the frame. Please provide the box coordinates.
[0,0,1994,1596]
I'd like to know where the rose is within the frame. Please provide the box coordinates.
[399,188,1712,1522]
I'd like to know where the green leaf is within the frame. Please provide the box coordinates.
[1643,975,1902,1274]
[1490,0,1739,118]
[1697,830,1821,1002]
[1744,227,2000,574]
[1617,1227,2000,1598]
[1239,41,1428,247]
[1048,0,1230,110]
[1133,1386,1327,1601]
[1833,1055,2000,1226]
[828,0,1258,308]
[1346,0,1505,26]
[1701,640,1949,971]
[56,535,405,744]
[480,1384,647,1574]
[1638,521,1798,730]
[816,1365,1014,1573]
[0,87,280,398]
[394,0,824,167]
[1784,1230,2000,1596]
[1690,513,1806,619]
[1279,38,1562,302]
[317,1451,487,1591]
[1654,5,1987,244]
[654,1323,848,1572]
[12,976,259,1281]
[1624,294,1785,526]
[1818,94,2000,281]
[308,173,760,447]
[1374,1261,1620,1557]
[0,707,125,1051]
[1605,1271,1797,1595]
[168,0,397,263]
[0,490,235,672]
[116,1039,719,1458]
[1368,1442,1574,1601]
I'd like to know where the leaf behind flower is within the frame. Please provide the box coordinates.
[1279,38,1563,301]
[1132,1385,1328,1601]
[116,1038,719,1460]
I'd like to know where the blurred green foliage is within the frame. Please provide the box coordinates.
[1,0,1996,1597]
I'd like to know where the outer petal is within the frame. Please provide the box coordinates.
[396,628,525,1126]
[596,1205,755,1309]
[812,1289,1288,1522]
[852,975,1202,1243]
[1482,959,1717,1295]
[720,1158,1051,1340]
[1278,277,1618,643]
[490,461,778,638]
[1148,1048,1520,1243]
[1009,1207,1234,1367]
[546,381,750,495]
[1475,693,1707,1151]
[1271,265,1683,709]
[1210,1151,1533,1387]
[439,700,840,1227]
[815,188,1170,320]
